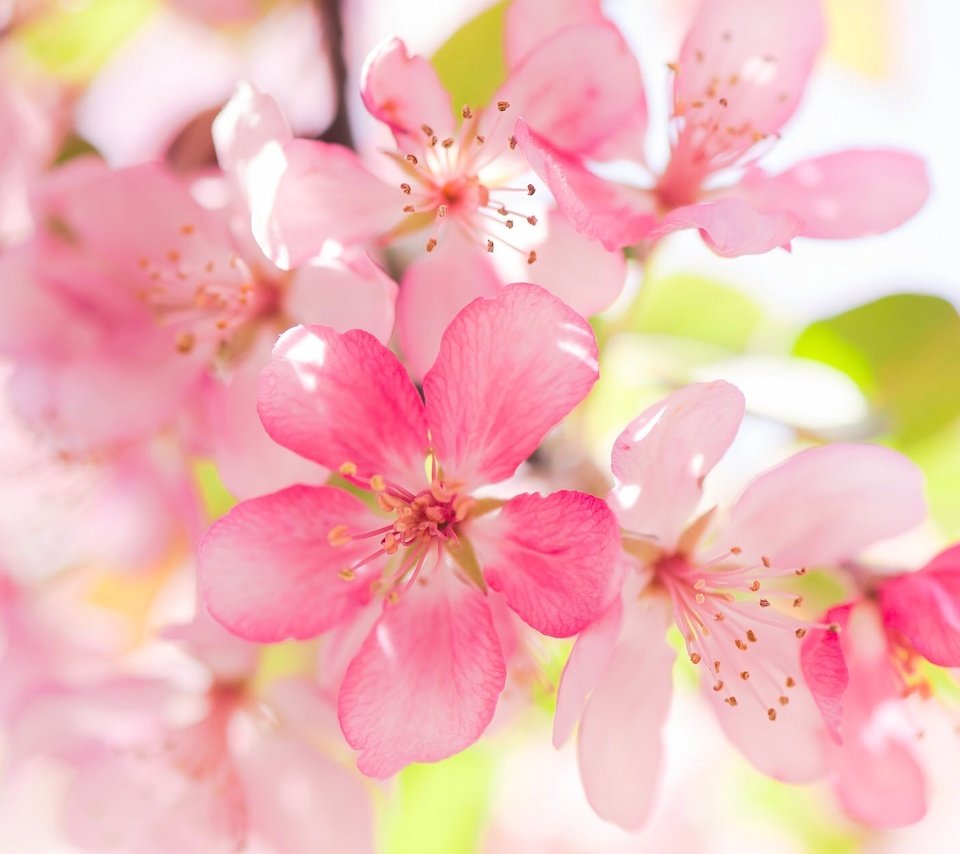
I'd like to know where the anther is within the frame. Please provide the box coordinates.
[714,612,725,622]
[497,100,510,112]
[740,671,750,680]
[526,184,535,195]
[400,183,411,194]
[713,660,721,673]
[735,639,748,651]
[175,331,195,354]
[486,240,494,253]
[767,708,777,721]
[746,629,757,643]
[778,695,789,706]
[713,680,724,692]
[475,135,485,144]
[759,599,770,608]
[666,62,680,73]
[405,154,418,165]
[437,205,447,218]
[462,105,473,119]
[508,135,517,150]
[527,215,538,225]
[167,250,181,262]
[527,250,537,264]
[339,462,357,477]
[785,676,796,688]
[730,546,742,555]
[403,205,416,213]
[690,652,702,664]
[421,124,434,136]
[441,137,454,148]
[761,556,771,568]
[695,593,706,605]
[795,567,807,576]
[793,597,803,608]
[719,97,728,107]
[370,474,386,492]
[327,524,351,547]
[725,696,738,707]
[795,628,807,639]
[505,220,514,229]
[339,568,356,581]
[180,224,195,235]
[749,580,760,592]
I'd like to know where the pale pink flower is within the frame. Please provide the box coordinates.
[517,0,929,257]
[0,156,397,497]
[199,284,621,776]
[554,381,927,828]
[222,16,639,373]
[802,544,960,828]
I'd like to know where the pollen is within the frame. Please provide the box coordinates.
[767,708,777,721]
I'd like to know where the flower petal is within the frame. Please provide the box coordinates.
[831,602,927,827]
[553,597,622,747]
[504,0,605,69]
[879,544,960,667]
[469,490,621,637]
[517,120,657,250]
[501,23,647,161]
[649,197,803,257]
[675,0,825,156]
[610,381,745,550]
[740,150,929,238]
[258,325,428,485]
[576,595,675,830]
[258,138,399,269]
[423,283,598,487]
[360,37,454,145]
[801,604,852,743]
[338,573,505,777]
[199,485,380,642]
[396,234,501,381]
[720,444,928,571]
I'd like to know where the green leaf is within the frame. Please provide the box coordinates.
[380,745,495,854]
[18,0,157,83]
[192,459,236,521]
[633,273,765,352]
[432,2,508,113]
[793,294,960,444]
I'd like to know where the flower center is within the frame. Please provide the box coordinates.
[328,463,477,602]
[392,101,540,262]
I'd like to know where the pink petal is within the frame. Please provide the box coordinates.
[338,573,505,777]
[576,595,675,830]
[284,252,399,345]
[740,150,929,238]
[504,0,605,68]
[610,381,745,550]
[395,233,501,381]
[258,325,429,485]
[720,444,927,571]
[517,120,657,250]
[167,0,256,24]
[199,485,381,642]
[524,211,627,318]
[706,623,827,782]
[236,731,374,854]
[553,598,623,747]
[204,334,326,499]
[259,138,399,269]
[360,37,454,145]
[469,490,621,637]
[423,283,598,487]
[501,23,647,161]
[674,0,825,157]
[831,602,927,827]
[879,544,960,667]
[649,197,803,257]
[800,604,852,743]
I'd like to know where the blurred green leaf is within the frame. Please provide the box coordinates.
[192,459,236,521]
[633,273,765,352]
[905,423,960,537]
[381,745,495,854]
[793,294,960,444]
[432,2,508,113]
[18,0,156,83]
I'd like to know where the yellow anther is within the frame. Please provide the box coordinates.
[327,524,351,547]
[370,474,386,492]
[339,462,358,477]
[339,568,356,581]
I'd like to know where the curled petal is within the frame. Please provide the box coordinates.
[423,283,598,487]
[199,485,381,642]
[470,490,621,637]
[648,197,803,257]
[338,573,505,777]
[801,604,852,743]
[258,325,428,485]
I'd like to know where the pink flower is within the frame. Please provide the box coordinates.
[554,381,927,829]
[802,544,960,828]
[517,0,929,257]
[222,16,639,373]
[0,156,397,497]
[199,284,621,776]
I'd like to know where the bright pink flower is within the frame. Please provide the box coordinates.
[518,0,929,257]
[554,381,927,828]
[801,544,960,828]
[199,284,621,775]
[0,156,397,496]
[221,18,636,373]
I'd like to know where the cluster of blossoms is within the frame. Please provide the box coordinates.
[0,0,955,849]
